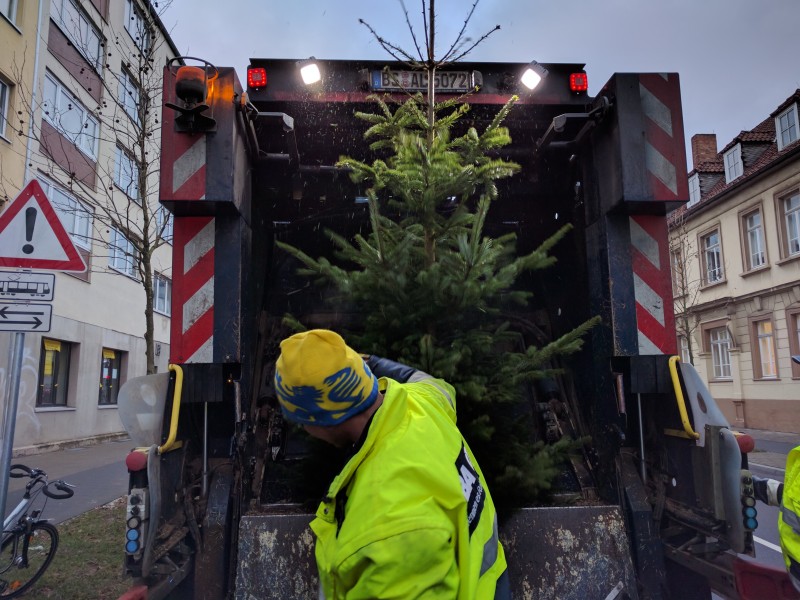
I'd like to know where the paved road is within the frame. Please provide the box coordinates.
[4,437,131,525]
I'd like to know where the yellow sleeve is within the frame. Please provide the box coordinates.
[335,528,458,599]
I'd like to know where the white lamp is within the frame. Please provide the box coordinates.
[520,61,549,90]
[299,58,322,85]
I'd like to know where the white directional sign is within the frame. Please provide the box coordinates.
[0,303,52,332]
[0,271,55,301]
[0,180,86,272]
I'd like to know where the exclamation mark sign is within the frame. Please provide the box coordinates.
[23,207,37,255]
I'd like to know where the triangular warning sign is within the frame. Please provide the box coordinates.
[0,180,86,272]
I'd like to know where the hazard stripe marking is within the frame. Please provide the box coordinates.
[173,138,206,194]
[640,83,673,137]
[184,218,215,273]
[644,142,678,196]
[633,273,664,326]
[629,218,660,270]
[187,335,213,363]
[183,277,214,334]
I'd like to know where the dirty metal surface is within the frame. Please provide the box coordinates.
[236,508,318,600]
[502,506,638,600]
[235,505,637,599]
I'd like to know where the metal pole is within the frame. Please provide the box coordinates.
[202,402,208,497]
[0,332,25,523]
[637,393,647,485]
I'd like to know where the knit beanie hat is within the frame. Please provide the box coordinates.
[274,329,379,426]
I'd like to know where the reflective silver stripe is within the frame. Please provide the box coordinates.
[782,503,800,536]
[418,379,455,410]
[480,515,499,576]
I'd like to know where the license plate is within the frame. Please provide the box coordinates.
[371,70,474,93]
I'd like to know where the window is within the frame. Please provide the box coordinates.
[157,205,173,243]
[742,209,766,270]
[154,272,171,315]
[42,72,99,159]
[109,228,137,277]
[777,104,799,151]
[670,248,684,296]
[751,318,777,379]
[688,173,701,207]
[118,69,140,125]
[37,338,72,407]
[709,326,732,379]
[115,145,140,201]
[38,178,92,250]
[700,229,723,284]
[724,144,743,183]
[50,0,103,72]
[679,335,692,365]
[124,0,151,53]
[1,0,18,24]
[99,349,122,405]
[0,78,9,139]
[781,191,800,258]
[789,309,800,378]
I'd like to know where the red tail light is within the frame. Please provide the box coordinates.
[247,67,267,89]
[570,72,588,93]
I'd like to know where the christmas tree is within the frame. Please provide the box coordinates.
[276,90,599,506]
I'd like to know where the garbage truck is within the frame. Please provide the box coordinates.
[115,57,795,599]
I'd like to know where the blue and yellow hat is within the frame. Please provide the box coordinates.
[274,330,379,427]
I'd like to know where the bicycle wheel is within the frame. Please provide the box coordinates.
[0,522,59,597]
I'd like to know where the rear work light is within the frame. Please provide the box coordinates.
[248,67,267,89]
[570,72,588,93]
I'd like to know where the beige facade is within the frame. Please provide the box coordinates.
[669,90,800,432]
[0,0,41,201]
[0,0,177,452]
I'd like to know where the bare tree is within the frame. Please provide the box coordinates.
[668,207,704,363]
[7,0,175,373]
[359,0,499,134]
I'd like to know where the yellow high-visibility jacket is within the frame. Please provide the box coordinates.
[779,445,800,589]
[310,376,507,599]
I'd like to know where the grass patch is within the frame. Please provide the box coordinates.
[21,497,131,599]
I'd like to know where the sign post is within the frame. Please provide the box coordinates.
[0,180,86,525]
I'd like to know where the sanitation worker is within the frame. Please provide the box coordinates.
[274,329,510,599]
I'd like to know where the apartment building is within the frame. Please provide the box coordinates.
[0,0,178,452]
[669,89,800,432]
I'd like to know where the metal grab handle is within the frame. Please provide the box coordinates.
[158,364,184,454]
[668,356,700,440]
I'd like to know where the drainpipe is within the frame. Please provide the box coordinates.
[23,0,45,184]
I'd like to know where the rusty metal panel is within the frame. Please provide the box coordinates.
[236,508,318,600]
[502,506,638,600]
[235,505,637,599]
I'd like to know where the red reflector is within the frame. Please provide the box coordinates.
[734,557,800,600]
[248,67,267,89]
[570,72,588,92]
[125,451,148,472]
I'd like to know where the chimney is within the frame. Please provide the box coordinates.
[691,134,717,170]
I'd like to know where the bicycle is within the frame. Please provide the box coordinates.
[0,464,75,597]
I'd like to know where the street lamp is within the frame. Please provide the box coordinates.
[520,61,548,91]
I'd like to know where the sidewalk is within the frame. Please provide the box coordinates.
[4,437,132,524]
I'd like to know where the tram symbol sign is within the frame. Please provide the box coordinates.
[0,271,55,302]
[0,303,52,332]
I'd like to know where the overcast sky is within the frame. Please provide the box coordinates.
[163,0,800,170]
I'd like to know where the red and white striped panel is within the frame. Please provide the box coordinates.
[630,214,677,355]
[638,74,689,203]
[162,135,207,202]
[170,216,215,364]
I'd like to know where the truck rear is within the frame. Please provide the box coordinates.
[115,58,793,599]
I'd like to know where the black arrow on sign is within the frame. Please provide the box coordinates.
[0,306,45,318]
[1,317,43,328]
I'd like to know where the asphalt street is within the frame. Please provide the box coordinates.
[3,436,131,525]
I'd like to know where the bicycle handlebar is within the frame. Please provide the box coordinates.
[43,481,75,500]
[9,464,33,478]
